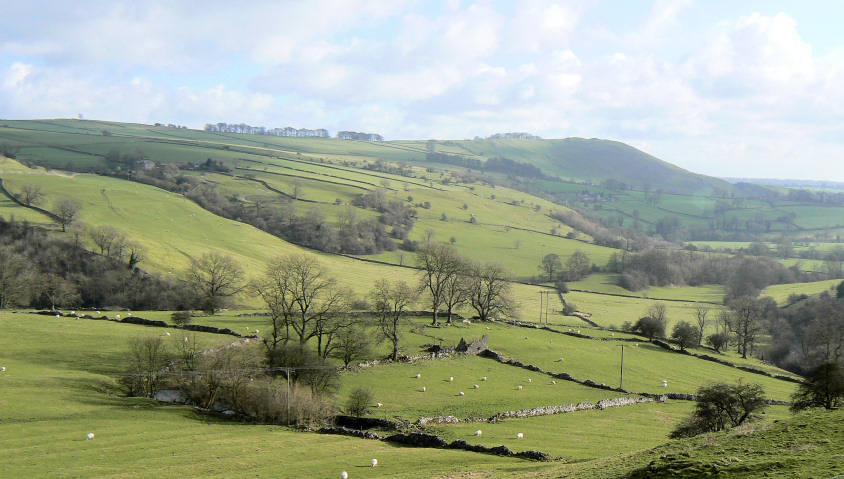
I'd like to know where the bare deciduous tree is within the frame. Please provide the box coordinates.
[371,279,417,360]
[465,261,516,321]
[416,243,462,325]
[695,306,710,346]
[55,198,80,232]
[19,184,45,206]
[185,252,245,315]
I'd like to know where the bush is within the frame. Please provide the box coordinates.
[242,377,336,427]
[632,316,665,339]
[670,381,766,439]
[790,362,844,412]
[618,271,649,291]
[562,302,578,315]
[706,332,728,352]
[345,386,374,418]
[171,310,192,325]
[120,336,172,397]
[671,321,698,350]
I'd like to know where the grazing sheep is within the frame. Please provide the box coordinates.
[55,314,60,318]
[71,311,76,315]
[524,336,529,340]
[527,378,531,383]
[557,357,564,362]
[255,330,259,334]
[662,380,668,387]
[127,312,131,316]
[165,332,171,336]
[422,387,426,392]
[96,311,100,314]
[517,385,523,390]
[376,403,383,408]
[116,314,120,319]
[459,392,465,396]
[415,373,421,378]
[449,376,454,382]
[371,459,378,467]
[341,472,348,479]
[183,337,189,342]
[475,430,482,436]
[1,367,5,372]
[473,384,479,389]
[481,376,487,381]
[577,330,580,333]
[86,433,95,440]
[516,433,524,439]
[486,326,490,330]
[611,333,614,336]
[551,380,556,385]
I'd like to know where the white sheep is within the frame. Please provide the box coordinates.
[459,392,465,396]
[577,330,580,333]
[557,357,564,362]
[96,311,100,314]
[486,326,490,330]
[449,376,454,382]
[475,430,482,436]
[516,433,524,439]
[341,471,348,479]
[611,333,614,336]
[517,385,523,390]
[371,458,378,467]
[662,380,668,387]
[183,337,189,342]
[128,312,132,316]
[86,433,95,440]
[116,314,120,319]
[1,366,5,372]
[551,380,556,385]
[473,384,479,389]
[527,378,531,383]
[165,332,170,336]
[481,376,487,381]
[254,329,259,334]
[524,336,529,340]
[415,373,421,378]
[55,314,60,318]
[376,403,383,408]
[71,311,76,315]
[422,387,426,392]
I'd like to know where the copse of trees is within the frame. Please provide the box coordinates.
[0,217,190,310]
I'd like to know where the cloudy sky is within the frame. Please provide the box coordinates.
[2,0,843,181]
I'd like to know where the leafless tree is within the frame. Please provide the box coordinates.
[371,279,417,360]
[19,184,45,206]
[185,251,245,315]
[416,243,463,325]
[465,261,516,321]
[54,198,80,232]
[695,306,710,346]
[728,296,765,359]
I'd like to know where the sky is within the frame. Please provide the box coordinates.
[2,0,844,181]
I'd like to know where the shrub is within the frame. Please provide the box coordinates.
[120,336,172,397]
[171,310,192,325]
[670,381,766,438]
[671,321,698,350]
[562,302,578,315]
[345,386,374,418]
[618,271,649,291]
[790,362,844,412]
[633,316,665,339]
[242,377,336,427]
[706,332,729,352]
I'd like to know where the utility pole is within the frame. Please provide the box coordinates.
[618,344,625,390]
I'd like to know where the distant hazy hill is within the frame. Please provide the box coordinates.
[425,137,733,195]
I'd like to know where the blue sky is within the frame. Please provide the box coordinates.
[2,0,844,181]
